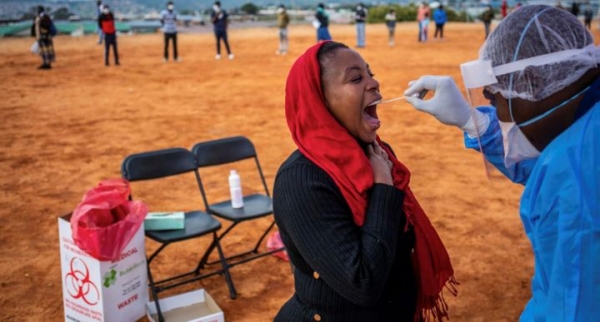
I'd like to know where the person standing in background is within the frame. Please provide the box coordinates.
[315,3,332,41]
[480,5,494,39]
[276,4,290,55]
[31,6,55,70]
[211,1,233,60]
[433,4,447,40]
[583,3,593,30]
[161,1,179,62]
[571,1,580,16]
[96,1,104,44]
[501,0,508,18]
[420,12,430,42]
[98,4,120,66]
[384,9,396,46]
[354,3,367,48]
[416,2,430,42]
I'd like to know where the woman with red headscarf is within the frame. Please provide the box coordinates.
[272,41,457,322]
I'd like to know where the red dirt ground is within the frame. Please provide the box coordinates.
[0,21,598,322]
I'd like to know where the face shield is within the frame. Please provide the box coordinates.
[459,44,596,180]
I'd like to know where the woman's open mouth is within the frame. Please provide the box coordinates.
[363,104,380,127]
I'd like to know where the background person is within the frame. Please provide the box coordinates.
[161,1,179,62]
[416,2,430,42]
[404,5,600,321]
[30,5,55,70]
[354,3,367,48]
[273,40,457,322]
[583,3,593,30]
[211,1,233,60]
[315,3,332,41]
[433,4,447,40]
[571,1,580,16]
[98,4,119,66]
[480,5,494,39]
[420,12,430,42]
[96,1,104,44]
[276,4,290,55]
[385,9,396,46]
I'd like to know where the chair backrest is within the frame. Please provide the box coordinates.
[191,136,270,197]
[121,147,198,182]
[192,136,256,167]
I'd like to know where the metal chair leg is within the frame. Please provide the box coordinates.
[204,220,277,266]
[147,262,165,322]
[213,231,237,299]
[196,221,239,269]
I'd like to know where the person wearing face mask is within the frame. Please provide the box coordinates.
[416,2,430,42]
[98,4,119,66]
[354,3,367,48]
[211,1,233,60]
[161,1,178,62]
[315,3,331,42]
[273,40,457,322]
[30,6,55,70]
[96,1,104,44]
[404,5,600,321]
[275,4,290,55]
[385,9,396,46]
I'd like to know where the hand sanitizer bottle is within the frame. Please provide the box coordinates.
[229,170,244,209]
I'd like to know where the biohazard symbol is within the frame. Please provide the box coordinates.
[65,257,100,305]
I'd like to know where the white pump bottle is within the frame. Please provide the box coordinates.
[228,170,244,209]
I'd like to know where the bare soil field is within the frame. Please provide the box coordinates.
[1,21,598,322]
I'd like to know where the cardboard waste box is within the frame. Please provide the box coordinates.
[58,214,148,322]
[146,289,225,322]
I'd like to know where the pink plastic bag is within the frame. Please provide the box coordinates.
[71,178,147,261]
[266,231,289,262]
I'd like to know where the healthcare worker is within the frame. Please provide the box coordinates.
[404,5,600,321]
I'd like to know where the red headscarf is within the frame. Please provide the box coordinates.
[285,41,458,321]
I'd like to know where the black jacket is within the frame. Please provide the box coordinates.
[273,150,417,322]
[315,10,329,28]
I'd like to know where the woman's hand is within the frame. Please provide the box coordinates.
[367,142,394,186]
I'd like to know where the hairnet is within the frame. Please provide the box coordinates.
[481,5,600,101]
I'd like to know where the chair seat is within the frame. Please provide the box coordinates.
[145,211,221,244]
[208,194,272,222]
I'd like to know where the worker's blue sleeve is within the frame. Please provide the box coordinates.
[463,106,536,185]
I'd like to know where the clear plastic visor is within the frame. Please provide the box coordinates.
[458,46,595,181]
[460,60,505,180]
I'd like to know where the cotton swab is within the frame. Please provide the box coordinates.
[370,96,407,106]
[368,90,429,106]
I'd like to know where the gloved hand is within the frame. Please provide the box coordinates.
[404,75,489,137]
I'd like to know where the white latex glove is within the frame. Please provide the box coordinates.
[404,76,489,137]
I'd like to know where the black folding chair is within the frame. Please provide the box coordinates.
[191,136,285,269]
[121,147,237,322]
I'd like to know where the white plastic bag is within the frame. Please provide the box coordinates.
[312,19,321,29]
[30,41,39,54]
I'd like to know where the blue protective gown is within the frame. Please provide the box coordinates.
[464,77,600,322]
